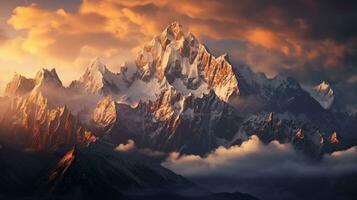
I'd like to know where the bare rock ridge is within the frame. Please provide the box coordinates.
[0,69,96,150]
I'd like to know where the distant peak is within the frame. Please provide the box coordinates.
[168,21,183,32]
[88,57,107,74]
[5,73,36,96]
[330,131,339,144]
[314,81,334,97]
[34,68,63,87]
[316,81,331,91]
[36,68,57,77]
[308,81,334,109]
[10,72,27,82]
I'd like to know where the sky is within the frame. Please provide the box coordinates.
[0,0,356,93]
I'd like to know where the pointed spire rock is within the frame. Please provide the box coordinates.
[308,81,335,109]
[295,129,305,140]
[93,96,117,128]
[162,21,184,41]
[70,57,127,95]
[134,21,239,102]
[88,57,107,74]
[330,131,339,144]
[34,68,63,87]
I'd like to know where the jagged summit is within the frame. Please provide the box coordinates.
[4,68,63,97]
[0,67,96,150]
[70,57,128,95]
[35,68,62,84]
[68,22,239,102]
[135,21,239,102]
[330,131,339,144]
[317,81,332,91]
[162,21,184,41]
[92,96,117,129]
[308,81,335,109]
[5,73,35,96]
[86,57,107,75]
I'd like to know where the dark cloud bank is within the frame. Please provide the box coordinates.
[199,0,357,83]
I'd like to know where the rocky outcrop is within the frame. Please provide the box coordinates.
[93,89,239,155]
[307,81,335,109]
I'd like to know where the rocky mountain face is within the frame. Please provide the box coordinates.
[92,90,240,155]
[85,22,345,156]
[0,22,354,157]
[46,144,191,199]
[307,81,335,109]
[70,22,239,103]
[1,21,356,200]
[0,69,96,150]
[231,112,342,157]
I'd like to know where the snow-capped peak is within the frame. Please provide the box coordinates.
[135,22,239,102]
[308,81,335,109]
[87,57,107,74]
[73,57,129,95]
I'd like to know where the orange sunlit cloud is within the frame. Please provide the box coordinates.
[0,0,355,92]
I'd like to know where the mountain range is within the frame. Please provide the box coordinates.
[0,22,356,199]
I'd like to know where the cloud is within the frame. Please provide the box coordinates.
[115,139,136,152]
[1,0,356,93]
[6,1,356,67]
[162,135,357,200]
[7,4,138,61]
[0,29,7,45]
[163,136,357,178]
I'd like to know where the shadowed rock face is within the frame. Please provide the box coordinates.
[0,142,261,200]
